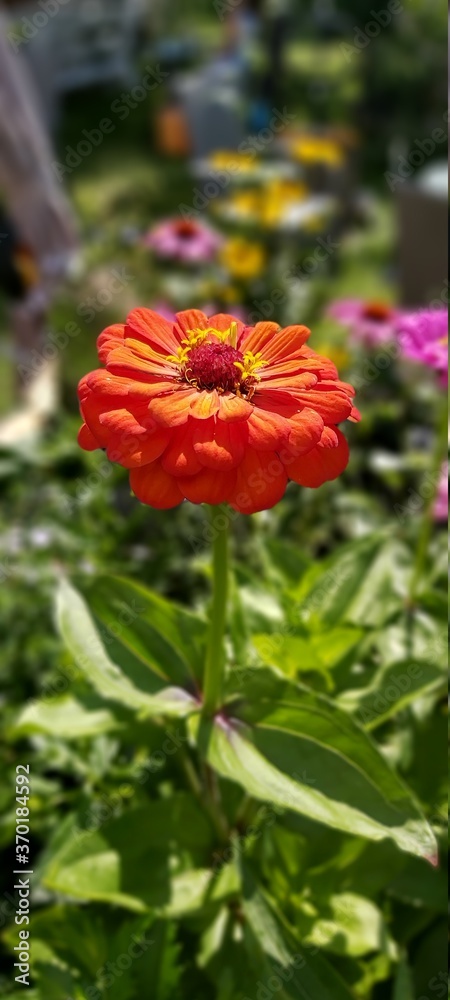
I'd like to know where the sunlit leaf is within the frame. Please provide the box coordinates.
[56,580,199,719]
[194,669,436,860]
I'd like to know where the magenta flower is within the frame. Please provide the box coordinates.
[143,218,223,264]
[434,463,448,522]
[328,299,399,346]
[396,309,448,386]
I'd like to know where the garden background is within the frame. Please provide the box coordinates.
[0,1,448,998]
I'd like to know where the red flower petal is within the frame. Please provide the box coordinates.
[230,449,288,514]
[161,423,203,476]
[84,370,164,401]
[78,423,99,451]
[125,308,179,354]
[179,467,237,505]
[99,410,171,468]
[189,389,220,419]
[193,417,247,470]
[239,322,281,355]
[173,310,210,339]
[217,394,254,422]
[286,407,324,455]
[106,346,175,382]
[288,428,349,488]
[286,387,352,424]
[206,313,246,336]
[130,462,184,509]
[261,324,312,363]
[97,324,125,363]
[149,388,198,427]
[247,407,291,450]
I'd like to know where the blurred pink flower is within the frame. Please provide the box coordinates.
[396,309,448,386]
[149,301,176,322]
[328,299,399,346]
[143,218,223,263]
[434,463,448,522]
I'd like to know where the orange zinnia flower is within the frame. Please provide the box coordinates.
[77,309,360,514]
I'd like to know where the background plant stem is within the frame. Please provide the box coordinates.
[203,504,230,716]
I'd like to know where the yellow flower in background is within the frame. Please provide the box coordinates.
[260,179,310,227]
[229,189,261,219]
[215,178,311,229]
[210,150,256,173]
[220,238,266,280]
[303,215,326,233]
[265,179,308,203]
[221,284,241,304]
[317,343,351,371]
[291,137,344,167]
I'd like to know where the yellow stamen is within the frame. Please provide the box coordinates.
[167,322,241,367]
[233,350,267,382]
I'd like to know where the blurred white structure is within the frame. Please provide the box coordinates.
[3,0,147,122]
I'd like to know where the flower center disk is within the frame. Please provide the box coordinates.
[184,342,244,393]
[363,302,393,322]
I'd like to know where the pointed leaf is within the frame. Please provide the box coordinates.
[81,575,206,686]
[241,867,356,1000]
[11,695,121,740]
[194,669,436,860]
[290,535,409,629]
[56,580,199,719]
[339,659,446,729]
[40,795,223,916]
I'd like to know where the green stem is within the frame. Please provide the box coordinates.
[178,750,228,843]
[203,504,230,716]
[409,401,448,605]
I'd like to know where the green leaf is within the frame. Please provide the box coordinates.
[241,867,356,1000]
[252,627,363,681]
[393,959,415,1000]
[4,904,157,1000]
[295,892,389,957]
[40,794,238,917]
[194,669,436,860]
[265,538,311,584]
[84,575,206,685]
[370,617,447,670]
[134,921,184,1000]
[339,659,446,730]
[290,535,409,629]
[11,694,122,740]
[56,579,199,719]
